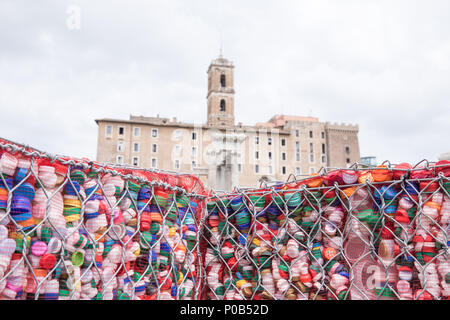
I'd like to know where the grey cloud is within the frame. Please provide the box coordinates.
[0,0,449,166]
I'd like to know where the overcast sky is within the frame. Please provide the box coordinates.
[0,0,449,166]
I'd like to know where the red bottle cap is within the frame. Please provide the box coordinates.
[395,209,409,224]
[435,160,450,177]
[40,253,57,270]
[393,163,412,180]
[140,213,152,231]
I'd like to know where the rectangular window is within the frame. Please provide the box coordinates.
[117,141,124,152]
[281,138,286,146]
[268,152,272,160]
[296,167,301,175]
[133,127,140,137]
[132,157,139,166]
[119,127,124,135]
[151,158,157,168]
[174,130,181,140]
[192,132,197,140]
[152,144,157,153]
[106,125,112,136]
[295,130,299,137]
[174,145,181,156]
[268,137,272,145]
[152,128,158,137]
[310,167,315,174]
[309,130,313,138]
[255,151,259,160]
[322,154,326,163]
[310,142,314,153]
[282,152,286,161]
[174,160,180,170]
[133,142,139,152]
[255,164,259,174]
[322,143,326,154]
[255,136,259,145]
[282,166,286,175]
[345,146,350,154]
[116,155,123,164]
[321,131,325,139]
[192,147,197,156]
[192,161,197,169]
[310,154,314,163]
[296,152,300,162]
[295,141,300,151]
[268,166,273,174]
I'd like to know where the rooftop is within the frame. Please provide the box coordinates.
[95,115,292,134]
[95,113,358,134]
[255,114,319,128]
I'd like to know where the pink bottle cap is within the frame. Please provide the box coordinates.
[31,241,48,256]
[397,280,411,293]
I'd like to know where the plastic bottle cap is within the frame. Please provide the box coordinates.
[33,268,48,278]
[31,241,48,256]
[40,253,57,270]
[0,238,16,256]
[47,238,62,254]
[323,247,337,260]
[71,251,84,267]
[108,224,126,240]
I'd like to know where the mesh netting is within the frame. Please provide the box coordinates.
[1,136,449,300]
[0,138,206,300]
[201,163,450,300]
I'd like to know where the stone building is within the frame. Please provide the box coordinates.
[95,55,360,190]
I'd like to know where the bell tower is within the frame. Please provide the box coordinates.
[206,55,235,126]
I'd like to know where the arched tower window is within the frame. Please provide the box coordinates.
[220,74,226,88]
[220,99,226,112]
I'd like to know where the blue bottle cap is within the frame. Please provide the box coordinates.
[65,181,81,195]
[171,285,177,297]
[84,211,99,219]
[11,196,32,214]
[0,177,13,190]
[13,182,35,202]
[14,168,28,184]
[10,211,32,222]
[239,234,247,245]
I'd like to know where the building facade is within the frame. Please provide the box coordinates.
[96,55,360,190]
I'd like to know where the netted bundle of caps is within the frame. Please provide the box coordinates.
[202,186,350,300]
[203,160,450,300]
[0,146,204,300]
[335,165,449,300]
[202,193,269,299]
[114,183,202,300]
[311,162,450,300]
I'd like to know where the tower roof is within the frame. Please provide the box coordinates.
[208,55,234,70]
